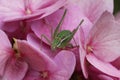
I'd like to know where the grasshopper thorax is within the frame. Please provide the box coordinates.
[51,30,73,50]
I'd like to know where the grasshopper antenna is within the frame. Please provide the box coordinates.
[72,19,84,46]
[76,19,84,31]
[53,9,67,38]
[72,19,84,34]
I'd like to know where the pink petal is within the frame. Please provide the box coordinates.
[16,39,57,72]
[27,33,56,57]
[103,0,113,13]
[0,30,11,49]
[0,0,25,21]
[86,11,120,62]
[1,21,32,40]
[78,27,88,78]
[23,69,42,80]
[24,68,69,80]
[67,0,113,23]
[0,30,12,75]
[50,74,68,80]
[86,54,120,78]
[0,51,10,76]
[31,19,53,45]
[38,0,67,19]
[78,0,113,23]
[2,58,28,80]
[79,46,88,79]
[1,21,19,32]
[53,50,76,80]
[28,0,56,10]
[115,12,120,22]
[98,75,115,80]
[112,57,120,69]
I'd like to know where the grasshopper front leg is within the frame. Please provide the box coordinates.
[40,34,52,50]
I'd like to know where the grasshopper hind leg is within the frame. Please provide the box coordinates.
[73,37,79,47]
[66,43,74,48]
[66,37,79,49]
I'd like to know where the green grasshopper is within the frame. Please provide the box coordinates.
[41,9,84,51]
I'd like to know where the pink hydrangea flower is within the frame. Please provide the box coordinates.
[79,11,120,79]
[0,0,67,21]
[0,30,28,80]
[15,33,76,80]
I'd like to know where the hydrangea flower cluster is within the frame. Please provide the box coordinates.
[0,0,120,80]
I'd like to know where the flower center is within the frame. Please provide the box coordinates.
[13,38,22,59]
[40,71,48,79]
[24,0,32,15]
[25,8,32,15]
[13,48,22,59]
[15,52,21,58]
[86,45,93,53]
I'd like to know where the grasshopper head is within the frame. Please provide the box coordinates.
[51,44,57,51]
